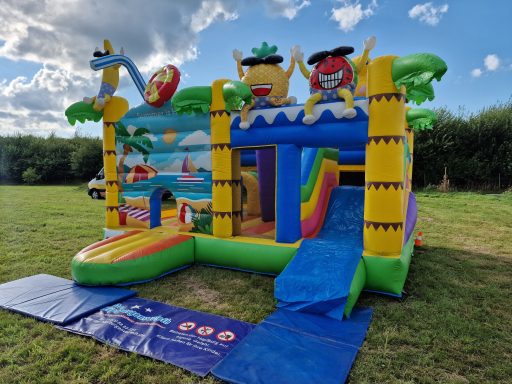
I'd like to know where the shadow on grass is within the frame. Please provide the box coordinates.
[352,246,512,383]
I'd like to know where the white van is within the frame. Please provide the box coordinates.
[88,168,106,199]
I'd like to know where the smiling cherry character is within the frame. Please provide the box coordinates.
[294,36,376,125]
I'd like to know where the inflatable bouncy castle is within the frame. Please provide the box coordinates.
[66,38,446,319]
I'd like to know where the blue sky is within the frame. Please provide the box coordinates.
[0,0,510,137]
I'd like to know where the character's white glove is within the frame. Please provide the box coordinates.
[364,36,376,51]
[291,45,304,62]
[232,49,243,61]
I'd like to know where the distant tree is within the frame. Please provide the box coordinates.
[22,167,41,184]
[70,138,103,179]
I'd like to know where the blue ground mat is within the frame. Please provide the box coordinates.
[60,297,255,377]
[212,307,372,384]
[0,274,136,325]
[275,186,365,319]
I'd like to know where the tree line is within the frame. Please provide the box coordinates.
[0,133,103,184]
[413,101,511,190]
[0,101,510,189]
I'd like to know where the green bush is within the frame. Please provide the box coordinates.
[22,167,41,185]
[413,101,512,190]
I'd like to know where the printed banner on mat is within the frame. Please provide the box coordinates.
[60,297,255,376]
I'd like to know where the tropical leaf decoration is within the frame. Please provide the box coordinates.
[406,83,435,105]
[190,202,213,235]
[406,108,437,131]
[171,81,253,115]
[115,122,154,163]
[65,101,103,125]
[392,53,447,105]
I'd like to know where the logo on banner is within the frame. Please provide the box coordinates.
[178,322,196,331]
[216,330,236,342]
[102,303,172,325]
[196,325,215,336]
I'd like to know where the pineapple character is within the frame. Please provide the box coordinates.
[232,42,299,129]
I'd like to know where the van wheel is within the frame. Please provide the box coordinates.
[91,189,100,199]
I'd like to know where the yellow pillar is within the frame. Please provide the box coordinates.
[210,79,234,238]
[102,96,129,229]
[364,56,406,257]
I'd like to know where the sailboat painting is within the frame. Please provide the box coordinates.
[177,154,204,184]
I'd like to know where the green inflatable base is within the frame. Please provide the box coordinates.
[71,238,195,286]
[363,234,415,295]
[194,237,297,275]
[344,259,366,317]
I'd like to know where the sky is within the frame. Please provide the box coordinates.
[0,0,510,138]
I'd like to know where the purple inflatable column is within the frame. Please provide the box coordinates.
[256,147,276,222]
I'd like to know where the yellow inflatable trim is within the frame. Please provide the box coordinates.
[300,158,338,220]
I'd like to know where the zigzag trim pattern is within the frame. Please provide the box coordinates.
[366,181,404,191]
[367,135,405,145]
[103,122,115,127]
[364,220,403,232]
[211,143,231,150]
[210,110,229,117]
[212,210,242,219]
[106,206,119,212]
[106,180,118,187]
[103,150,116,156]
[212,180,241,187]
[368,93,405,104]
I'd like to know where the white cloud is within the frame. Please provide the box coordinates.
[408,2,448,26]
[471,54,503,79]
[264,0,311,20]
[0,65,96,136]
[484,54,500,71]
[193,152,212,171]
[191,0,238,33]
[165,158,184,172]
[178,130,211,146]
[471,68,482,78]
[144,133,158,142]
[0,0,239,137]
[330,0,378,32]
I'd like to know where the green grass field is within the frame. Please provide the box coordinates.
[0,185,511,383]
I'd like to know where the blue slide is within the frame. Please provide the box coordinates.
[212,187,370,384]
[275,186,365,320]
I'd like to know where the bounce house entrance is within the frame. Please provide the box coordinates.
[238,147,276,240]
[149,188,177,229]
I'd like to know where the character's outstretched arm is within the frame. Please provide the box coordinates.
[233,49,245,79]
[292,46,310,79]
[285,46,300,78]
[356,36,376,74]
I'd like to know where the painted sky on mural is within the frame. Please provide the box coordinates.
[0,0,510,137]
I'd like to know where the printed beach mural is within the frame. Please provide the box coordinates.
[115,102,213,233]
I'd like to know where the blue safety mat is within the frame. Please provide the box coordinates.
[212,307,372,384]
[60,297,255,377]
[0,274,136,325]
[275,186,364,319]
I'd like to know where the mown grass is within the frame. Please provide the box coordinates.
[0,186,511,383]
